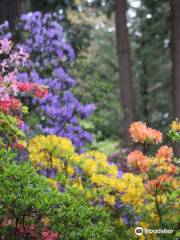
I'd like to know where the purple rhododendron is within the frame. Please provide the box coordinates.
[0,12,95,150]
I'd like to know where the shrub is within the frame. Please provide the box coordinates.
[0,12,95,150]
[0,157,116,239]
[0,38,47,149]
[28,121,179,239]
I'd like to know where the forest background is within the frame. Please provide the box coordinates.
[0,0,179,157]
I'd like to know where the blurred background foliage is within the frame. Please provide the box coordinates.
[2,0,173,154]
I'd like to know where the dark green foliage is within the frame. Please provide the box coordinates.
[0,161,59,236]
[50,188,116,240]
[0,156,116,239]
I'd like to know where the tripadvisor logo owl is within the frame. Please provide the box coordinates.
[135,227,143,236]
[135,227,174,236]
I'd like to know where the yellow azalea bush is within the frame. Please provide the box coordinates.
[29,136,144,207]
[29,135,157,227]
[29,135,74,170]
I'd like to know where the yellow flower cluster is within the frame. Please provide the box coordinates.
[72,177,84,190]
[91,172,151,209]
[70,151,119,197]
[171,120,180,131]
[72,151,130,206]
[104,195,115,206]
[80,151,118,177]
[29,135,153,214]
[91,174,109,186]
[29,135,74,170]
[119,174,147,207]
[70,153,81,164]
[66,165,75,176]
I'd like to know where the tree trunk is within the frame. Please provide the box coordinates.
[115,0,134,145]
[20,0,29,14]
[0,0,28,28]
[171,0,180,157]
[140,26,149,122]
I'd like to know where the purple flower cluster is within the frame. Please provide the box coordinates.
[0,12,95,150]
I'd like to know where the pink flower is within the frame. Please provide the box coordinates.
[17,82,33,92]
[16,224,59,239]
[17,82,48,98]
[42,229,59,240]
[34,87,48,98]
[0,38,12,54]
[10,46,29,65]
[0,97,22,113]
[1,59,8,72]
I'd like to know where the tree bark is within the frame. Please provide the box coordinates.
[0,0,28,28]
[171,0,180,157]
[115,0,134,145]
[140,26,149,122]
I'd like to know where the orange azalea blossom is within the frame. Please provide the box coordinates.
[145,174,172,195]
[127,150,149,172]
[157,174,173,185]
[156,146,173,162]
[129,122,148,143]
[147,127,162,144]
[156,161,177,174]
[167,163,177,174]
[129,121,162,144]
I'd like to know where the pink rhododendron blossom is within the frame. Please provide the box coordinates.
[0,38,12,54]
[0,38,48,148]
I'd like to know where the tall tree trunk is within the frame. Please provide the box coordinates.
[171,0,180,157]
[20,0,29,14]
[0,0,28,28]
[115,0,134,145]
[140,27,149,122]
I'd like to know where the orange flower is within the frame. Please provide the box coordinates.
[167,163,177,174]
[156,161,177,174]
[157,174,172,185]
[129,122,162,144]
[145,174,172,195]
[145,179,159,195]
[127,150,149,172]
[129,122,148,143]
[156,146,173,162]
[147,127,162,144]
